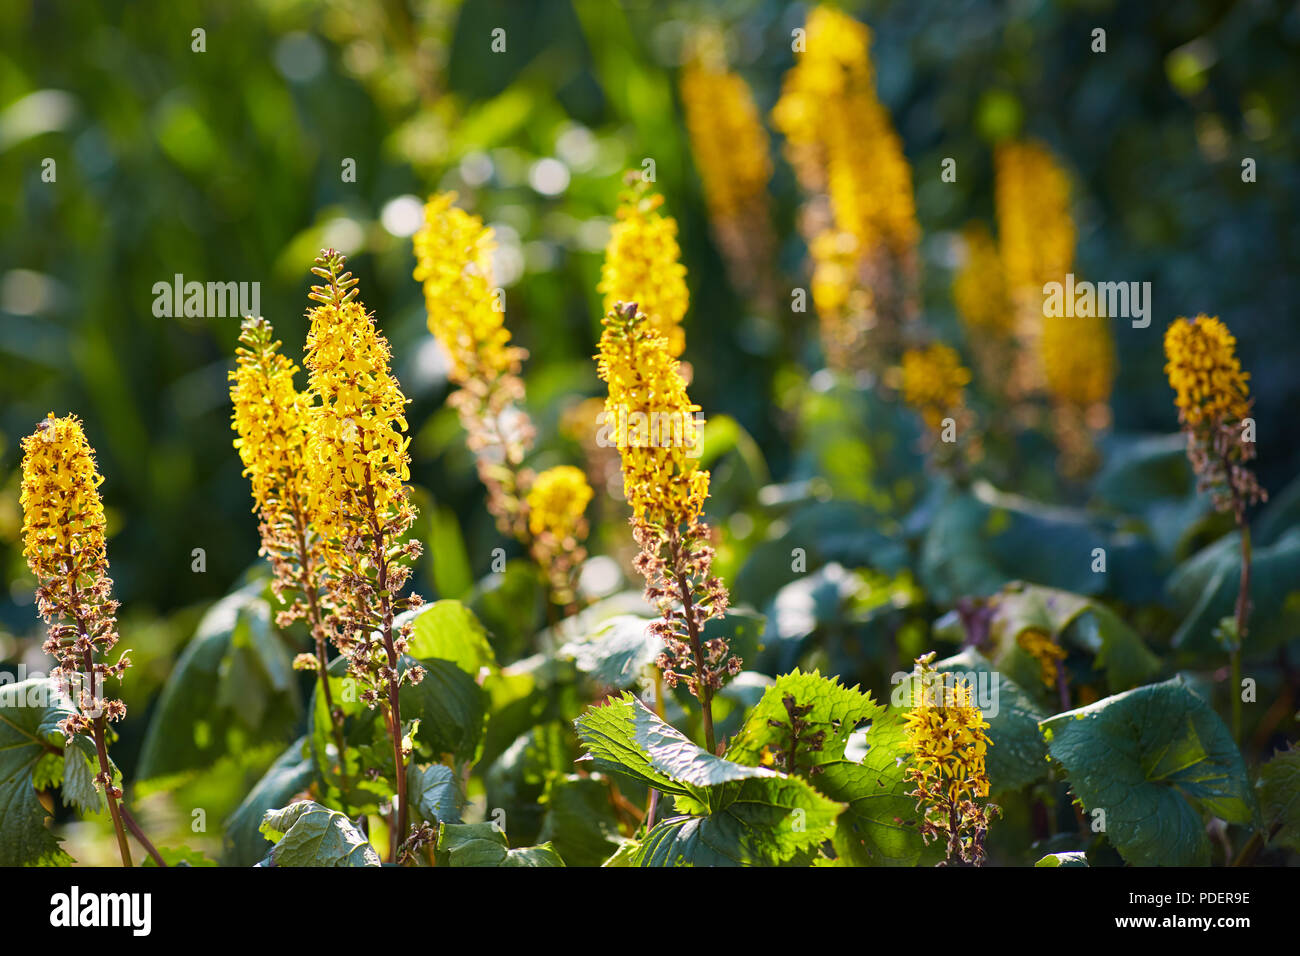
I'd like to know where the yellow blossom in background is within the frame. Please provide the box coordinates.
[303,292,413,570]
[1017,627,1068,689]
[600,181,690,358]
[996,141,1075,295]
[1163,314,1252,428]
[596,304,709,530]
[952,222,1011,336]
[1041,311,1115,408]
[526,465,593,542]
[413,191,523,384]
[680,62,771,222]
[900,343,972,433]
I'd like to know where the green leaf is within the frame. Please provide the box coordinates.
[818,711,932,867]
[1035,851,1089,867]
[426,505,474,601]
[399,657,489,767]
[538,773,623,867]
[222,736,315,866]
[933,648,1050,793]
[632,775,842,866]
[485,723,578,847]
[574,693,773,801]
[560,614,662,689]
[725,669,881,771]
[405,600,497,678]
[436,822,565,867]
[1040,677,1257,866]
[409,763,463,826]
[138,583,300,780]
[0,678,82,866]
[257,800,380,867]
[1257,746,1300,852]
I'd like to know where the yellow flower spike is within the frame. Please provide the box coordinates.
[900,343,972,434]
[680,61,771,224]
[1016,627,1068,690]
[996,140,1075,296]
[1163,314,1252,428]
[952,222,1011,337]
[599,178,690,358]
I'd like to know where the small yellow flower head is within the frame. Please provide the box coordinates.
[596,303,709,530]
[229,317,311,517]
[599,179,690,358]
[1041,312,1116,409]
[900,343,972,433]
[413,191,523,384]
[902,654,997,864]
[952,222,1010,336]
[526,465,593,542]
[996,141,1075,295]
[680,62,772,222]
[20,413,128,733]
[1017,627,1067,689]
[1163,314,1252,428]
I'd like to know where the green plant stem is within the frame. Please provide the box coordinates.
[119,803,166,867]
[1231,522,1252,744]
[669,530,715,754]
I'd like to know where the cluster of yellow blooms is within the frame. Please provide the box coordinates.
[996,141,1075,297]
[1163,314,1265,521]
[596,300,737,742]
[952,222,1010,337]
[1017,627,1068,689]
[900,343,973,434]
[772,4,919,372]
[1163,314,1252,428]
[902,654,997,864]
[599,178,690,358]
[527,465,594,542]
[413,192,591,605]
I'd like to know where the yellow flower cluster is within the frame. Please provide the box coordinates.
[1017,627,1067,689]
[1041,310,1116,408]
[772,5,918,259]
[680,62,772,222]
[996,141,1075,294]
[902,655,997,863]
[599,181,690,358]
[21,414,108,586]
[596,303,709,531]
[229,317,311,520]
[303,298,413,571]
[1163,314,1252,427]
[526,465,593,542]
[952,222,1010,336]
[900,343,972,433]
[413,191,523,384]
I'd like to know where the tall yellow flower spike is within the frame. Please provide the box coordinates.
[900,343,972,434]
[902,653,997,864]
[1163,314,1252,428]
[952,222,1010,337]
[20,413,135,863]
[600,177,690,358]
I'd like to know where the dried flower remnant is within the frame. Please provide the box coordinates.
[20,414,134,864]
[413,191,534,541]
[902,654,998,865]
[599,176,690,358]
[229,315,349,797]
[596,302,738,752]
[303,250,424,859]
[680,53,776,308]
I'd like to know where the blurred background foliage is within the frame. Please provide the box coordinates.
[2,0,1299,862]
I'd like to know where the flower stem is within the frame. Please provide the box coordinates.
[119,803,166,867]
[669,532,715,753]
[1231,522,1252,744]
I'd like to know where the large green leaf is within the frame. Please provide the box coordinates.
[1035,851,1089,867]
[223,736,315,866]
[405,599,498,677]
[632,775,842,866]
[933,648,1049,793]
[574,693,772,800]
[1257,746,1300,853]
[561,615,662,689]
[257,800,380,867]
[436,822,564,867]
[818,711,932,866]
[725,669,881,771]
[1040,677,1257,866]
[538,773,623,867]
[409,763,463,826]
[138,582,300,780]
[0,678,92,866]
